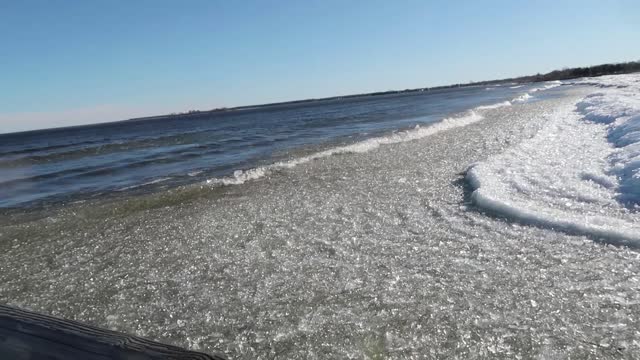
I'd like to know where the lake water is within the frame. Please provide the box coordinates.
[0,83,549,208]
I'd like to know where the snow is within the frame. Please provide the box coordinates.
[575,75,640,205]
[467,73,640,246]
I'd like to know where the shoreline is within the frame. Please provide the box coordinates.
[2,88,640,358]
[0,83,564,217]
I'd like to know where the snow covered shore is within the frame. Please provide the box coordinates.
[468,74,640,246]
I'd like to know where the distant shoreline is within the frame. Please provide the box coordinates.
[119,60,640,122]
[3,61,639,136]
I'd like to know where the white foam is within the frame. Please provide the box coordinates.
[214,167,269,186]
[188,170,204,177]
[512,93,532,103]
[467,73,640,246]
[509,80,563,104]
[208,110,485,186]
[530,80,562,93]
[476,101,512,110]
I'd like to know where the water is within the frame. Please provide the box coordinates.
[0,83,549,208]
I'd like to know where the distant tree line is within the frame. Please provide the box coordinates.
[374,60,640,92]
[517,61,640,82]
[473,61,640,85]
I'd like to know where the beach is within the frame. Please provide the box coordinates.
[1,85,639,359]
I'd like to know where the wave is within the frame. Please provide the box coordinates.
[509,80,563,104]
[188,170,204,177]
[476,101,512,110]
[0,143,203,188]
[116,177,173,191]
[206,84,568,188]
[0,131,220,168]
[512,93,532,103]
[466,74,640,246]
[0,138,106,158]
[530,80,562,93]
[208,110,486,186]
[476,92,535,108]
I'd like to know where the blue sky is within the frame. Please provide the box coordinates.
[1,0,639,133]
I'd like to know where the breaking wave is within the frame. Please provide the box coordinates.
[208,110,486,186]
[207,82,563,188]
[476,101,512,110]
[512,93,532,103]
[530,80,563,92]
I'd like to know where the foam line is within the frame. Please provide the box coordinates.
[208,110,485,186]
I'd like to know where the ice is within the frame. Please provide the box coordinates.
[575,76,640,205]
[467,73,640,246]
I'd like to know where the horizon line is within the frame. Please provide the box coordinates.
[2,60,639,137]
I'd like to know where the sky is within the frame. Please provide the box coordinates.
[1,0,639,133]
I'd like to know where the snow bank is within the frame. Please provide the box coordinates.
[575,75,640,205]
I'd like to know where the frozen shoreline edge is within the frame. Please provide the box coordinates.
[465,74,640,247]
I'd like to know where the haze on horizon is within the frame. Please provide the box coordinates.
[1,0,639,134]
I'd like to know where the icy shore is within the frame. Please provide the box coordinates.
[1,84,639,359]
[467,74,640,246]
